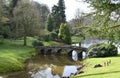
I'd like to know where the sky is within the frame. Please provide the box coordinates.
[33,0,92,21]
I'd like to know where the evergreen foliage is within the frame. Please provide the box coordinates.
[46,14,53,32]
[58,23,71,44]
[51,0,66,33]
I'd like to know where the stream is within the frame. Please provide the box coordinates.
[0,55,82,78]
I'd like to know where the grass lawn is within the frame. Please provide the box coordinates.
[73,54,120,78]
[42,41,61,46]
[0,37,61,73]
[0,38,35,73]
[72,36,84,43]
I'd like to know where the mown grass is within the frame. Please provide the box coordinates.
[0,38,35,73]
[72,36,84,43]
[0,37,61,73]
[73,54,120,78]
[42,41,60,46]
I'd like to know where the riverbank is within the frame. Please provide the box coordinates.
[0,39,35,73]
[0,37,62,73]
[74,54,120,78]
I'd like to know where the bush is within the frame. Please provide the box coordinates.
[43,35,50,41]
[0,35,4,44]
[58,23,71,44]
[49,32,58,39]
[32,41,44,47]
[38,35,50,41]
[87,43,118,57]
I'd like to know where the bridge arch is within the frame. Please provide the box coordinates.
[37,46,87,59]
[46,49,52,55]
[56,49,62,55]
[68,49,74,56]
[40,49,45,55]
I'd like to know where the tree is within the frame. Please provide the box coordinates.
[13,0,41,46]
[72,9,85,36]
[58,23,71,44]
[46,14,53,32]
[34,2,50,29]
[51,0,66,33]
[9,0,19,16]
[0,0,11,39]
[83,0,120,44]
[58,0,66,23]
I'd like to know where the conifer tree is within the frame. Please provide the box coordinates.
[46,14,53,32]
[51,0,66,33]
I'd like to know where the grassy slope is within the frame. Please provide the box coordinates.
[74,54,120,78]
[0,37,61,73]
[0,38,35,73]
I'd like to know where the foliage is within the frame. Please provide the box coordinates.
[58,23,71,44]
[38,32,58,42]
[83,0,120,43]
[70,9,85,35]
[0,35,4,44]
[0,2,11,39]
[33,1,50,29]
[46,14,54,32]
[13,0,43,46]
[38,32,51,41]
[49,32,58,39]
[58,0,66,23]
[43,34,51,41]
[51,0,66,33]
[87,43,118,57]
[32,40,44,47]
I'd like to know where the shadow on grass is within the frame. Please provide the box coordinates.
[76,70,120,77]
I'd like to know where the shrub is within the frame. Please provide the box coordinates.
[49,32,58,39]
[43,35,50,41]
[58,23,71,44]
[87,43,118,57]
[0,35,4,44]
[38,35,50,41]
[32,41,44,47]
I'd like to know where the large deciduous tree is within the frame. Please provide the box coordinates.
[9,0,19,16]
[13,0,41,46]
[0,0,10,39]
[34,2,50,29]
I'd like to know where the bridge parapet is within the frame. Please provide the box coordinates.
[36,46,87,57]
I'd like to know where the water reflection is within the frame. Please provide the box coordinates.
[72,50,78,61]
[1,55,82,78]
[30,65,80,78]
[31,67,60,78]
[62,66,79,77]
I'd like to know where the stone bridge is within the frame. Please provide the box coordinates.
[36,46,87,58]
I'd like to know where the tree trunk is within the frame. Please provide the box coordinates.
[23,34,27,46]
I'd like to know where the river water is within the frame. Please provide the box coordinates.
[0,55,82,78]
